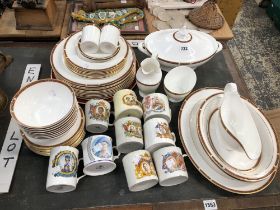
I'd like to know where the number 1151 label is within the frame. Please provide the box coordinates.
[203,199,218,210]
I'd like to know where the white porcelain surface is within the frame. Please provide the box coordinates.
[13,80,74,127]
[153,146,188,186]
[52,38,134,86]
[164,66,196,102]
[114,116,144,154]
[122,150,158,192]
[220,83,262,160]
[138,28,223,68]
[179,88,276,194]
[80,25,100,54]
[99,25,120,54]
[144,118,176,153]
[65,32,128,70]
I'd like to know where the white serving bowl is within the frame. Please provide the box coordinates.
[136,67,162,97]
[164,66,196,102]
[138,28,223,70]
[10,79,75,128]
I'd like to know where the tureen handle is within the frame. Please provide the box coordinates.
[173,26,192,43]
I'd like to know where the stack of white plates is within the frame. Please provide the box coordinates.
[10,79,85,156]
[178,88,279,194]
[50,31,137,103]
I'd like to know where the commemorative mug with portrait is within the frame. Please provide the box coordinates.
[142,93,171,122]
[46,146,85,193]
[113,89,143,120]
[81,135,120,176]
[122,150,158,192]
[152,146,188,187]
[85,99,113,133]
[80,24,101,53]
[114,116,144,154]
[144,118,176,153]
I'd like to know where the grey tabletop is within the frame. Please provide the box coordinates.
[0,45,279,210]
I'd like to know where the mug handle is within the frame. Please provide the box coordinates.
[108,111,115,126]
[112,146,121,161]
[171,132,176,143]
[77,158,86,183]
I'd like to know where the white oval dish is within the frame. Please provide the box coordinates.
[178,88,278,194]
[198,93,259,171]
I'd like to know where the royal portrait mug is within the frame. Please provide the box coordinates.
[143,117,176,153]
[114,116,144,154]
[142,93,171,122]
[81,135,120,176]
[113,89,143,120]
[152,146,188,187]
[46,146,85,193]
[122,150,158,192]
[85,99,113,133]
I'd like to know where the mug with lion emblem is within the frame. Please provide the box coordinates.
[113,89,143,120]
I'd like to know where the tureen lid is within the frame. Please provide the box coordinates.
[144,27,220,64]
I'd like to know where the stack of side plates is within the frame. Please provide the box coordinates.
[51,31,137,102]
[10,79,85,156]
[178,88,279,194]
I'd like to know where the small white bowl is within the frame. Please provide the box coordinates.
[136,67,162,97]
[164,66,196,102]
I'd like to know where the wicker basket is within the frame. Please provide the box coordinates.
[188,1,224,30]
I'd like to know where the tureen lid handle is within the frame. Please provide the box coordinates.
[173,26,192,43]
